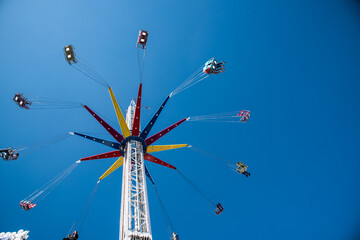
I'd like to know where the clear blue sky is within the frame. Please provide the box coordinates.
[1,0,360,239]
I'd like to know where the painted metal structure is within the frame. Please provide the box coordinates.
[74,85,188,240]
[120,100,152,240]
[64,32,230,239]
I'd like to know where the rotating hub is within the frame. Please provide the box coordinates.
[119,136,147,155]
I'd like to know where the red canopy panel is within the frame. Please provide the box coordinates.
[84,105,124,143]
[132,83,142,136]
[144,154,176,169]
[81,150,121,161]
[145,118,186,146]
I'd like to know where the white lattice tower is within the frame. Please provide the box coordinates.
[120,100,152,240]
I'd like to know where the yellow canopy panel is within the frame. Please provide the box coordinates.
[99,156,124,180]
[147,144,188,153]
[108,87,131,137]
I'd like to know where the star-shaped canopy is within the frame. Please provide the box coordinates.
[76,84,188,181]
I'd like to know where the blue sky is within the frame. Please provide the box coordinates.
[1,0,360,239]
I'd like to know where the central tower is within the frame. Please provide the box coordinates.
[77,86,188,240]
[66,31,222,240]
[120,100,152,240]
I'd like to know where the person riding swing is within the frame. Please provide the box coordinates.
[171,232,179,240]
[0,148,19,161]
[236,161,250,177]
[63,231,78,240]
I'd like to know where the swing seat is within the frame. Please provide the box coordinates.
[13,93,31,109]
[237,110,250,122]
[1,151,9,160]
[64,45,77,65]
[236,166,247,174]
[19,200,36,210]
[137,30,149,49]
[203,58,219,74]
[214,203,224,215]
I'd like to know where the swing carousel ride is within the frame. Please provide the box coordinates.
[5,30,251,240]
